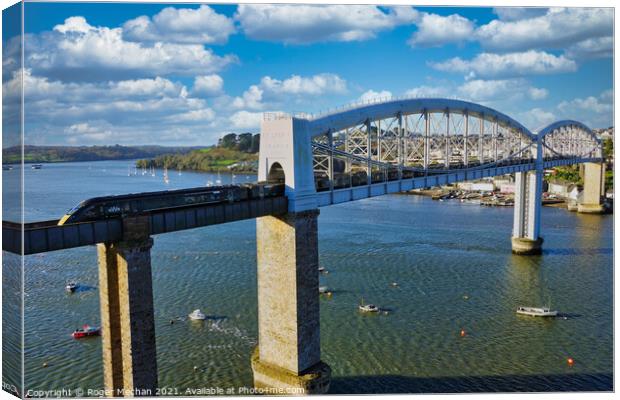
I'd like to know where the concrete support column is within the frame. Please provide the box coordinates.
[512,171,543,255]
[98,216,158,396]
[578,162,605,214]
[252,209,331,394]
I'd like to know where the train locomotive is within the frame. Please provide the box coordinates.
[57,182,284,225]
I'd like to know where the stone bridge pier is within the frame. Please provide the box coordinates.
[253,115,331,394]
[578,162,606,213]
[512,142,543,255]
[512,170,543,255]
[97,216,158,397]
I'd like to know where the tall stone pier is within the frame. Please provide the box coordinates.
[578,162,605,213]
[512,170,543,255]
[253,114,331,394]
[253,211,331,394]
[97,216,158,396]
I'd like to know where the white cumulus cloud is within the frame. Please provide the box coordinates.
[430,50,577,79]
[232,73,347,110]
[3,69,222,145]
[193,75,224,97]
[230,111,264,130]
[404,85,453,98]
[516,108,558,132]
[235,4,418,44]
[558,90,613,115]
[556,89,613,129]
[492,7,548,21]
[476,8,613,52]
[23,16,237,82]
[359,90,393,102]
[260,74,347,95]
[458,79,548,102]
[565,36,614,59]
[123,5,235,45]
[408,12,475,47]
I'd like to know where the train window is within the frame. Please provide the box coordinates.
[65,201,86,214]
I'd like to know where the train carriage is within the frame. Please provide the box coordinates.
[58,183,284,225]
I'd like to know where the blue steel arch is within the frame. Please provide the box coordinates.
[306,98,536,140]
[536,119,600,143]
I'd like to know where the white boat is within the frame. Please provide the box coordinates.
[516,306,558,317]
[359,304,380,313]
[65,281,78,292]
[319,286,329,294]
[318,266,326,273]
[163,167,170,184]
[188,309,206,320]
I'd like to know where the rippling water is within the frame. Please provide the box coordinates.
[2,160,613,394]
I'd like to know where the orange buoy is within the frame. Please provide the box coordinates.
[460,329,466,337]
[567,357,574,366]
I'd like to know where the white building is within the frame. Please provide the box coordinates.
[548,181,579,198]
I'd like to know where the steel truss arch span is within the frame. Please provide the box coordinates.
[260,97,603,210]
[537,120,601,160]
[306,98,536,141]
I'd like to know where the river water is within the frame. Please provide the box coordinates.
[2,160,613,394]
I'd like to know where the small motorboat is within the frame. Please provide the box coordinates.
[319,286,329,294]
[318,266,326,273]
[31,164,43,169]
[516,306,558,317]
[359,304,380,313]
[65,281,78,292]
[188,309,206,320]
[72,324,101,339]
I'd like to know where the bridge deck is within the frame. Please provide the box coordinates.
[315,157,598,207]
[2,157,600,256]
[3,196,287,255]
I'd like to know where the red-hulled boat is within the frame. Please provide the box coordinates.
[72,324,101,339]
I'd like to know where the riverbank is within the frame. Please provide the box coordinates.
[136,147,258,174]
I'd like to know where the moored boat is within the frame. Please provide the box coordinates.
[72,324,101,339]
[188,309,206,320]
[358,298,380,313]
[65,281,78,292]
[516,306,558,317]
[359,304,380,313]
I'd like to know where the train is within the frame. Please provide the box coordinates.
[57,182,284,225]
[59,156,540,225]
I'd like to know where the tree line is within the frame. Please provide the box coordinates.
[217,133,260,153]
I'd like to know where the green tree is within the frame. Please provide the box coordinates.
[237,133,253,152]
[603,138,613,161]
[218,133,238,149]
[251,134,260,153]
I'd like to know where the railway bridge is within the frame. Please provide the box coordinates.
[2,98,605,396]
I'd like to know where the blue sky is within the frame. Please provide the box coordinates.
[1,3,614,146]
